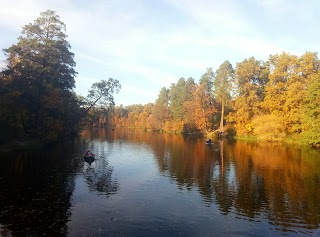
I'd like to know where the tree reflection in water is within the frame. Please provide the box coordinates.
[0,143,83,236]
[83,148,118,196]
[1,128,319,236]
[149,133,320,234]
[0,137,119,236]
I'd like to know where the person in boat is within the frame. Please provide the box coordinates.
[85,149,93,157]
[206,138,212,144]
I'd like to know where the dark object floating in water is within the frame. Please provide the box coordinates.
[205,139,212,144]
[84,155,95,165]
[84,149,95,164]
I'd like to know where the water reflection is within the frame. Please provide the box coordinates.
[83,154,118,196]
[86,128,320,235]
[151,134,320,234]
[0,141,82,236]
[0,128,319,236]
[0,137,119,236]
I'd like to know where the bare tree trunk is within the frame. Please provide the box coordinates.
[220,99,224,132]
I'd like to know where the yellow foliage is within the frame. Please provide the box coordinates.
[245,123,254,133]
[253,114,286,141]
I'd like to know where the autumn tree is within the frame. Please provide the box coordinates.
[184,69,216,132]
[150,87,169,130]
[139,103,153,130]
[262,52,318,136]
[112,105,128,127]
[126,104,144,127]
[231,57,269,135]
[169,77,195,132]
[301,71,320,147]
[213,61,233,132]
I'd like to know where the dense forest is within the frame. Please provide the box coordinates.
[107,54,320,147]
[1,10,319,149]
[0,10,120,149]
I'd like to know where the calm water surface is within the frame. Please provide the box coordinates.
[0,128,320,236]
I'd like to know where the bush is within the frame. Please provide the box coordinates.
[301,122,320,147]
[253,114,286,141]
[225,126,237,138]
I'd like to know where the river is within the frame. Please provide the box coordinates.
[0,128,320,236]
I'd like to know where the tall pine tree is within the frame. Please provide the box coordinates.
[213,61,233,132]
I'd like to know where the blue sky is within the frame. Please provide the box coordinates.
[0,0,319,105]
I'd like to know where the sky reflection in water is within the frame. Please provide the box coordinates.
[0,128,320,236]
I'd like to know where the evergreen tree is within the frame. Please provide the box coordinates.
[213,61,233,132]
[170,78,189,121]
[150,87,169,130]
[199,68,214,97]
[1,10,79,141]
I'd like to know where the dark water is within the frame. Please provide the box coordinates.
[1,128,320,237]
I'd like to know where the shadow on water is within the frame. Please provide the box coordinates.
[0,137,118,236]
[0,150,77,236]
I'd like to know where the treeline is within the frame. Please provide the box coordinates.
[1,10,318,148]
[108,53,320,147]
[0,10,120,147]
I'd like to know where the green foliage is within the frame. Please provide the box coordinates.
[108,52,319,147]
[199,68,214,96]
[213,61,233,131]
[213,61,233,102]
[262,52,319,135]
[301,72,320,147]
[0,10,81,143]
[87,78,121,107]
[169,77,194,120]
[150,87,169,130]
[232,57,268,135]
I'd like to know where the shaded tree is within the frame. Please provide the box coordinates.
[1,10,79,141]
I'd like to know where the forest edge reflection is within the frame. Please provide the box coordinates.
[0,128,319,236]
[82,128,320,234]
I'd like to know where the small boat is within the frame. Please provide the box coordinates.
[84,149,95,159]
[84,155,95,165]
[84,149,95,165]
[205,139,212,145]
